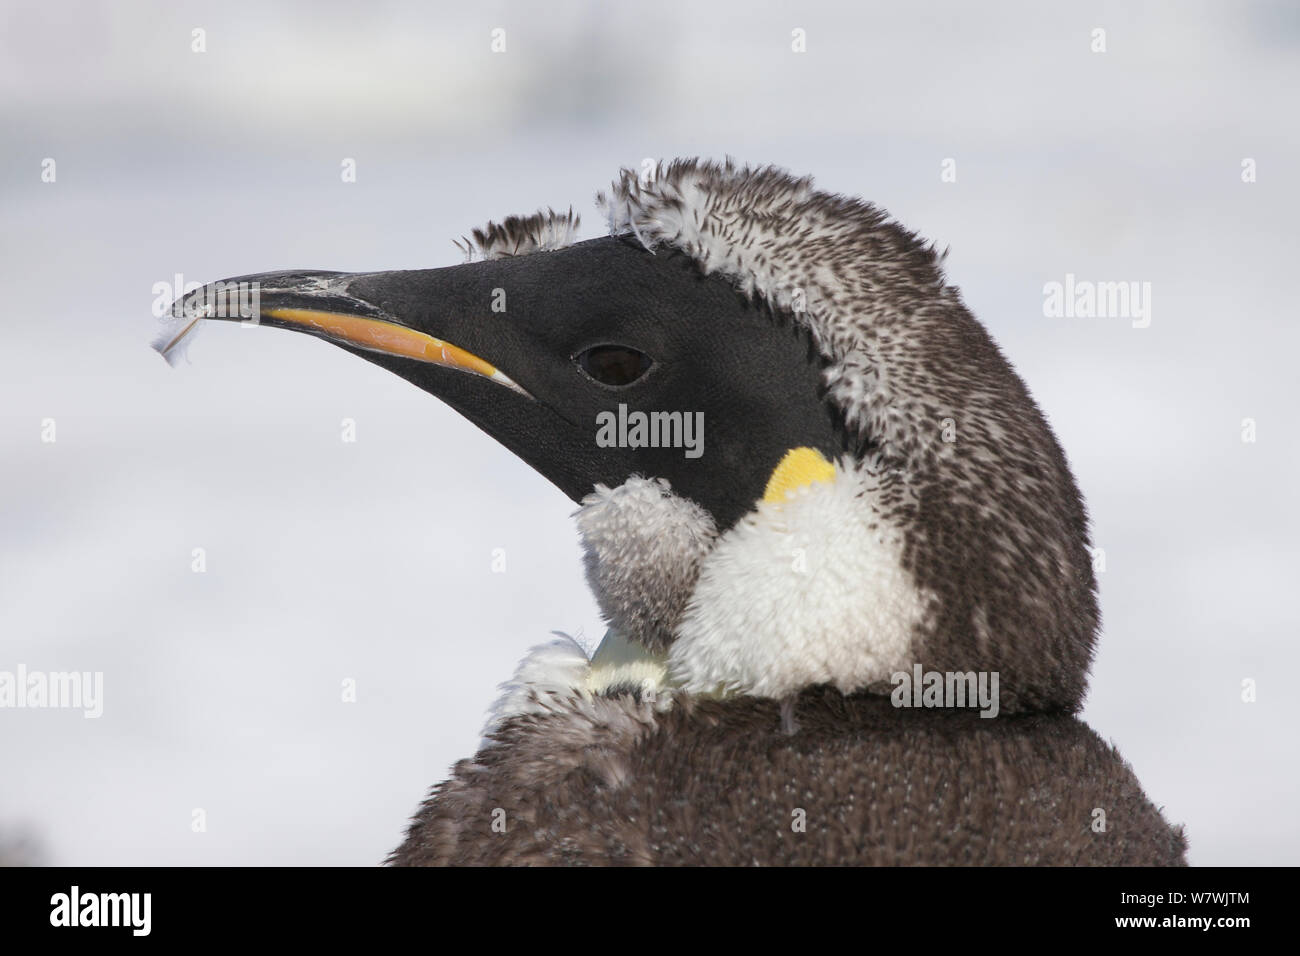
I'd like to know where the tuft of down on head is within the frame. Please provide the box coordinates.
[455,207,581,262]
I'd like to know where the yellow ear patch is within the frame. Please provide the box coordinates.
[762,447,836,503]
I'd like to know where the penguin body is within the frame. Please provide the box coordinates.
[162,159,1187,866]
[390,685,1186,866]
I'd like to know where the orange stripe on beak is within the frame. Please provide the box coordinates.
[264,308,531,397]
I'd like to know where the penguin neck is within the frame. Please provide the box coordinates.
[585,628,671,700]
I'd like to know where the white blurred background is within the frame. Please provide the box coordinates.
[1,0,1297,865]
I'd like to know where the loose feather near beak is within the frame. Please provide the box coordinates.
[151,288,531,398]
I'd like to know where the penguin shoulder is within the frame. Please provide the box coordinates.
[390,688,1186,866]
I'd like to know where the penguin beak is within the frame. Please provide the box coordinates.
[162,269,532,398]
[156,258,639,508]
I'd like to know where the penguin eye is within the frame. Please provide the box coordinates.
[575,345,652,387]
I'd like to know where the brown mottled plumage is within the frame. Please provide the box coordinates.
[389,688,1186,866]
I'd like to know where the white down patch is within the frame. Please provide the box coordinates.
[668,463,931,700]
[478,629,676,750]
[479,635,593,747]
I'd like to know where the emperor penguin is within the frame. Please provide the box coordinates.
[159,158,1187,866]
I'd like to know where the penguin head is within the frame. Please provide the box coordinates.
[165,159,1099,714]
